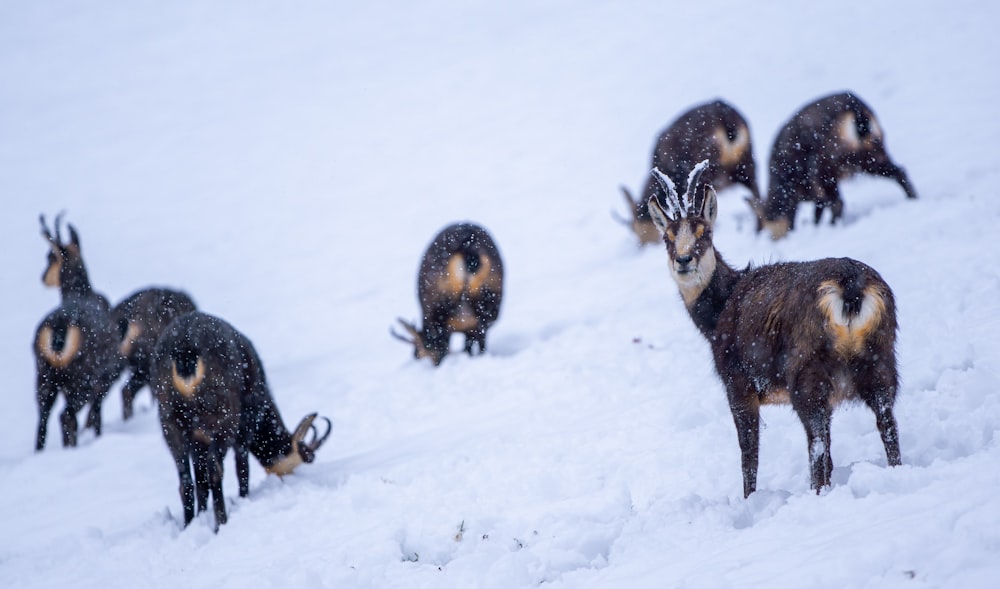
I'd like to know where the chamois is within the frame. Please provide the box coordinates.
[618,99,760,245]
[34,214,119,450]
[151,311,331,529]
[751,91,917,239]
[112,288,197,420]
[392,222,504,366]
[647,161,902,497]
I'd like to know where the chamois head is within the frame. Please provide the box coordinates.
[391,319,446,366]
[647,160,719,305]
[39,213,89,294]
[616,185,663,246]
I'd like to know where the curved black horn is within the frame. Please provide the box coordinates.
[39,214,56,244]
[53,211,65,245]
[612,186,639,226]
[390,318,419,344]
[292,413,332,464]
[651,168,683,219]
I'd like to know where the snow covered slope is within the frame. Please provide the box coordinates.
[1,1,998,587]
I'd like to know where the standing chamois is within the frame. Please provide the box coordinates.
[34,214,119,450]
[392,222,504,366]
[647,161,902,497]
[112,288,197,420]
[151,311,331,529]
[750,91,917,239]
[619,99,760,245]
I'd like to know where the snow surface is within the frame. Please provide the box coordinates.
[2,1,999,587]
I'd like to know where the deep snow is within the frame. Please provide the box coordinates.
[1,1,999,588]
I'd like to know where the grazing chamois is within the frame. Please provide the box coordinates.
[112,288,197,420]
[750,91,917,239]
[34,214,119,450]
[618,99,760,245]
[151,311,331,529]
[647,161,902,497]
[392,222,504,366]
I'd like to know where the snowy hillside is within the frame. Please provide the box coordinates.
[2,1,999,587]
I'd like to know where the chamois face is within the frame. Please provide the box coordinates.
[39,215,83,289]
[415,330,448,366]
[646,163,720,306]
[42,248,62,287]
[650,209,718,306]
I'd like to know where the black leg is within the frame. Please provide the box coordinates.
[192,441,211,516]
[730,400,760,498]
[209,446,227,529]
[121,372,147,420]
[60,394,87,447]
[35,374,57,451]
[792,371,835,493]
[235,444,250,498]
[853,362,902,467]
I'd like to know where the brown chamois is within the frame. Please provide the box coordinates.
[112,288,197,420]
[750,91,917,239]
[392,222,503,366]
[618,99,760,245]
[34,214,120,450]
[151,311,331,529]
[647,161,901,497]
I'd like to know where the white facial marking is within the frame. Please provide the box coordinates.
[674,222,696,257]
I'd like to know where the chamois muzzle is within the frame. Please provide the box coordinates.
[675,255,694,274]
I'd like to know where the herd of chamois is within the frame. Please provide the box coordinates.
[31,90,915,528]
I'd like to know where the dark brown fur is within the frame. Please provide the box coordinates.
[395,223,504,366]
[151,312,330,529]
[34,215,119,450]
[112,287,197,419]
[648,162,901,497]
[620,100,760,244]
[752,91,917,238]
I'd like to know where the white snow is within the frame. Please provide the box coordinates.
[2,1,999,587]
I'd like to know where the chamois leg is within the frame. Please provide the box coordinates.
[35,375,57,451]
[160,415,197,525]
[192,441,211,516]
[235,443,250,498]
[853,361,902,467]
[85,369,118,436]
[208,445,227,529]
[120,369,148,420]
[727,385,760,498]
[874,403,902,467]
[463,327,486,356]
[734,159,761,201]
[793,373,835,492]
[179,465,196,526]
[84,398,103,437]
[60,393,88,447]
[816,175,843,225]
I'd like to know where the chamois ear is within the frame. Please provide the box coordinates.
[701,185,719,228]
[647,196,671,234]
[686,160,718,227]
